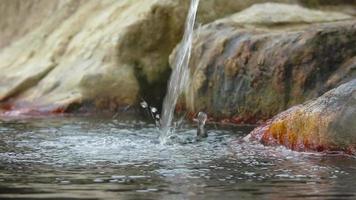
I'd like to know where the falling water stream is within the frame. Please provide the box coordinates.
[160,0,200,141]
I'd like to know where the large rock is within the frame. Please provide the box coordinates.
[0,1,355,116]
[177,3,355,123]
[0,0,252,116]
[0,0,164,115]
[245,79,356,154]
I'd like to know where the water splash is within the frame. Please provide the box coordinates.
[160,0,200,142]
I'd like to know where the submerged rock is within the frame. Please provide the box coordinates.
[245,79,356,154]
[175,3,355,123]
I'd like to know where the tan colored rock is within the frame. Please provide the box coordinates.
[219,3,352,26]
[197,0,296,23]
[2,0,291,115]
[0,0,185,115]
[0,0,86,49]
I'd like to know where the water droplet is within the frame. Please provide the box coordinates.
[151,107,158,113]
[140,101,148,108]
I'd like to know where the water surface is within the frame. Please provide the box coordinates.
[0,116,355,200]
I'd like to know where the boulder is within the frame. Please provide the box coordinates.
[1,0,305,116]
[0,0,253,116]
[245,79,356,154]
[0,0,158,115]
[176,3,355,123]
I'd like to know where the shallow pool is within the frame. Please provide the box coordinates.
[0,116,355,200]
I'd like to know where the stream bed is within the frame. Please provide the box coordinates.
[0,116,355,200]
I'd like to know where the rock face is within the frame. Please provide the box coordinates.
[1,0,308,116]
[245,79,356,154]
[178,3,355,123]
[1,0,258,116]
[0,0,160,115]
[0,0,79,49]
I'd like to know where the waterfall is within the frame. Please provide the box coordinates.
[160,0,200,142]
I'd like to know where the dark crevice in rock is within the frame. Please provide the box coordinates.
[133,62,172,111]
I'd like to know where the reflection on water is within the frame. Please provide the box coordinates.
[0,116,355,200]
